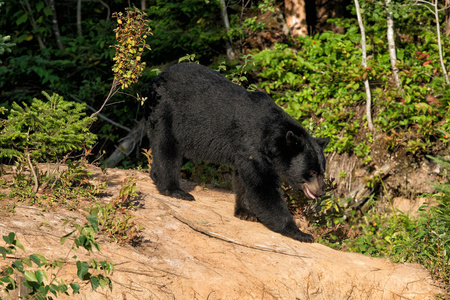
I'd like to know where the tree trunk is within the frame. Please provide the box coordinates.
[46,0,64,51]
[433,0,449,84]
[218,0,235,60]
[284,0,308,37]
[446,0,450,35]
[141,0,146,10]
[354,0,374,132]
[96,0,111,21]
[386,0,402,91]
[77,0,82,37]
[20,0,47,49]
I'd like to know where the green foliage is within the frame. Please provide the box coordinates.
[0,216,113,298]
[0,91,96,162]
[181,160,233,189]
[249,21,449,157]
[146,0,225,63]
[313,156,450,291]
[0,34,15,64]
[0,2,15,64]
[90,177,143,246]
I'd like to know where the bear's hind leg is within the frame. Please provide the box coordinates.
[233,170,258,222]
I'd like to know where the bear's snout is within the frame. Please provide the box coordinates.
[302,176,326,199]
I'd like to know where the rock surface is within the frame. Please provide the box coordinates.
[0,166,442,299]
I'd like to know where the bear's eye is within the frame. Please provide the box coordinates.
[309,171,318,177]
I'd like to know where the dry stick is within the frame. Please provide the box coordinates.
[0,223,75,240]
[150,194,310,259]
[386,0,403,92]
[70,94,132,132]
[25,147,39,193]
[354,0,374,132]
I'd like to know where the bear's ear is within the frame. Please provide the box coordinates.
[286,131,303,149]
[316,137,330,149]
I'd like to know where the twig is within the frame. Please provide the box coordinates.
[70,94,131,132]
[150,194,310,259]
[25,147,39,193]
[0,223,75,240]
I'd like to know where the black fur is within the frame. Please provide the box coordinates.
[145,63,329,243]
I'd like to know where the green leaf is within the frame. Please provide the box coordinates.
[76,261,89,280]
[22,258,32,267]
[43,6,52,17]
[16,14,28,26]
[99,276,107,289]
[23,270,38,282]
[90,276,100,291]
[60,230,76,244]
[35,270,46,284]
[0,276,15,289]
[70,282,80,294]
[13,260,24,272]
[87,215,99,232]
[3,232,14,245]
[0,247,7,259]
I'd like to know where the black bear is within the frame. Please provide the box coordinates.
[144,63,329,243]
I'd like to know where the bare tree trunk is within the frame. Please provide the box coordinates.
[413,0,449,84]
[386,0,402,91]
[97,0,111,21]
[77,0,82,37]
[433,0,449,84]
[141,0,146,10]
[20,0,47,49]
[46,0,64,51]
[284,0,308,37]
[446,0,450,35]
[218,0,236,60]
[354,0,374,132]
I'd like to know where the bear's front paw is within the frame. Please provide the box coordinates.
[292,231,314,243]
[234,209,258,222]
[163,189,195,201]
[282,222,314,243]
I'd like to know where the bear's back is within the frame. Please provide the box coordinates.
[147,63,306,164]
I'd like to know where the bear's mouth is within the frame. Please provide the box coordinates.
[302,184,317,199]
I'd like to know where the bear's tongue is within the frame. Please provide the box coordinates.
[304,185,316,199]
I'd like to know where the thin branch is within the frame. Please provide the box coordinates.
[70,94,131,132]
[96,0,111,21]
[19,0,47,49]
[354,0,374,132]
[90,80,121,118]
[25,147,39,193]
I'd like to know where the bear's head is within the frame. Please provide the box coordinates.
[280,131,330,200]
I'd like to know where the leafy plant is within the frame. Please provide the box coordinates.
[314,156,450,292]
[90,177,143,246]
[0,91,96,192]
[0,215,113,299]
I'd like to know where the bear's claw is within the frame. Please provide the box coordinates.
[235,209,259,222]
